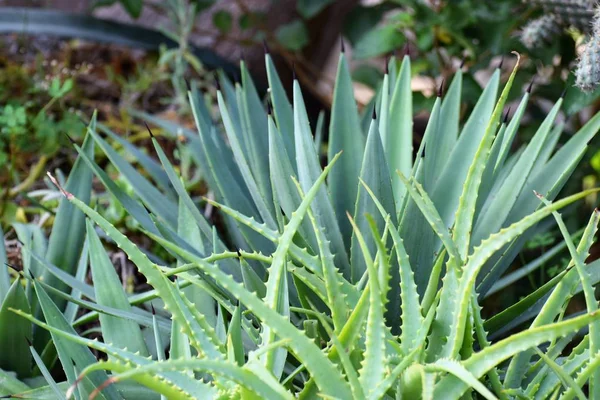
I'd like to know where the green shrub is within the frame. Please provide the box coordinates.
[2,50,600,399]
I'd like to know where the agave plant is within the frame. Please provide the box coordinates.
[2,48,600,399]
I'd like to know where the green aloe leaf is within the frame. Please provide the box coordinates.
[351,115,395,283]
[359,178,423,352]
[265,53,295,163]
[434,69,463,175]
[91,358,292,400]
[402,68,500,293]
[72,140,167,241]
[504,192,600,388]
[304,191,350,335]
[428,359,497,400]
[13,308,214,399]
[261,152,342,377]
[350,215,387,396]
[421,96,442,191]
[447,188,599,360]
[0,226,9,300]
[386,55,412,207]
[227,306,244,366]
[57,186,226,361]
[29,343,65,400]
[193,256,353,399]
[63,241,89,324]
[30,278,121,400]
[268,112,317,251]
[41,122,94,313]
[87,220,149,356]
[452,55,520,262]
[13,223,47,300]
[538,199,600,399]
[293,78,350,278]
[473,97,562,248]
[239,61,274,216]
[484,268,569,334]
[435,311,600,399]
[0,368,31,396]
[493,92,530,176]
[217,86,277,230]
[328,52,365,244]
[534,348,586,400]
[0,280,32,377]
[87,124,178,228]
[98,123,172,195]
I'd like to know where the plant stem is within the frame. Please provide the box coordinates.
[9,155,48,196]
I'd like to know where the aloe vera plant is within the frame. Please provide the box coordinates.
[3,48,600,399]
